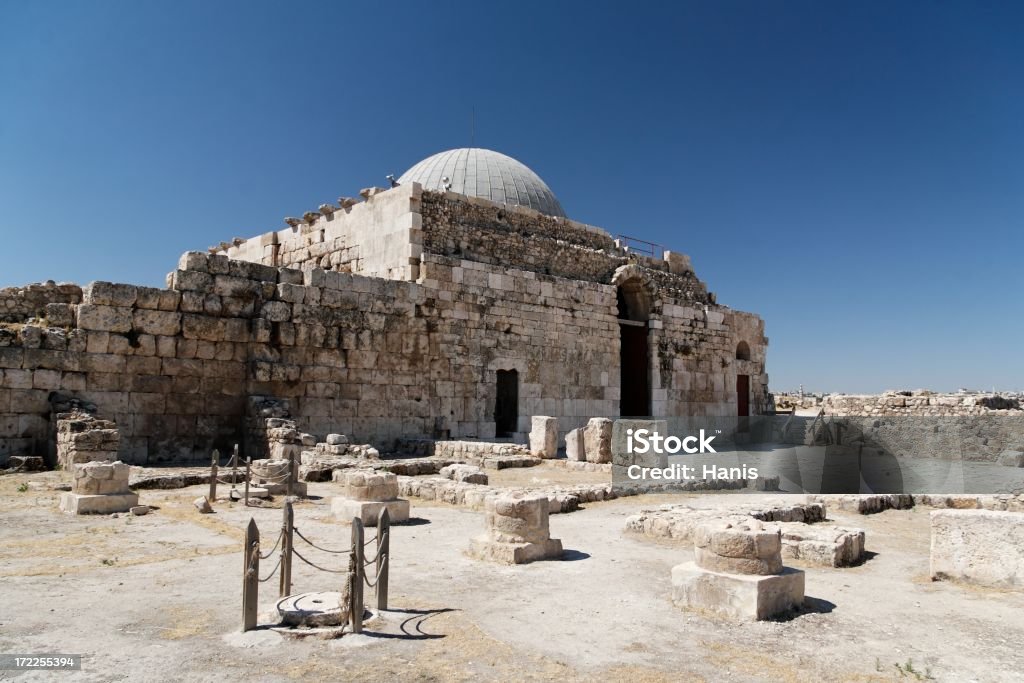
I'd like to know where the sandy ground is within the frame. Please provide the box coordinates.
[0,470,1022,683]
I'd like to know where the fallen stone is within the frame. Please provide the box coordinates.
[194,496,213,513]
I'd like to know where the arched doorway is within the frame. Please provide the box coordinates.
[617,279,651,417]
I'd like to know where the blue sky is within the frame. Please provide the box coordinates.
[1,1,1021,394]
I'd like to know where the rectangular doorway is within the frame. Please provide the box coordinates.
[737,374,750,417]
[495,369,519,438]
[620,323,650,417]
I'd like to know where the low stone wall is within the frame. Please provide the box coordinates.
[823,392,1021,417]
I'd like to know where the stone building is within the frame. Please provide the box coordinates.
[0,148,769,465]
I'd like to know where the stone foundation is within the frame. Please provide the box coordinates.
[331,470,409,525]
[671,563,805,621]
[671,519,804,620]
[468,493,563,564]
[60,460,138,515]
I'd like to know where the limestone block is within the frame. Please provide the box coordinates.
[999,450,1024,467]
[484,493,550,545]
[529,416,557,458]
[693,519,783,575]
[565,428,585,461]
[83,281,137,307]
[331,498,409,525]
[779,524,865,568]
[45,303,75,327]
[931,510,1024,589]
[611,419,668,469]
[671,562,805,621]
[326,433,349,445]
[132,309,182,336]
[468,537,563,564]
[72,461,131,495]
[76,305,132,333]
[250,458,299,481]
[60,492,139,515]
[583,417,613,463]
[439,463,488,484]
[335,470,400,501]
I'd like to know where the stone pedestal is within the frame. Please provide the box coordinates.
[439,463,488,484]
[60,460,138,515]
[468,493,563,564]
[583,417,613,463]
[672,519,804,620]
[331,471,409,525]
[671,563,806,621]
[529,416,558,459]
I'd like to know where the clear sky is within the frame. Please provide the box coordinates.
[1,1,1022,394]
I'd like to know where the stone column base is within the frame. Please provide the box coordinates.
[59,492,139,515]
[468,536,563,564]
[671,561,804,621]
[256,481,308,497]
[331,498,409,525]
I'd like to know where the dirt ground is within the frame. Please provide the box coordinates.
[1,469,1022,683]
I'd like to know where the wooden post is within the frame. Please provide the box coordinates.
[231,444,239,490]
[279,500,293,598]
[376,507,390,610]
[286,450,295,498]
[208,449,220,503]
[242,518,259,632]
[350,517,364,634]
[244,458,251,506]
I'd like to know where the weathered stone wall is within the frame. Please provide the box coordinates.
[419,191,711,302]
[0,281,82,324]
[222,183,422,281]
[0,181,770,464]
[824,392,1022,417]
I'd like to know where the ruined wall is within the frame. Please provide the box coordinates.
[0,281,82,324]
[223,184,422,281]
[823,393,1022,417]
[419,191,711,303]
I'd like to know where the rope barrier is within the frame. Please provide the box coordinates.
[363,554,386,588]
[258,529,285,559]
[292,546,350,574]
[293,527,349,554]
[258,556,282,583]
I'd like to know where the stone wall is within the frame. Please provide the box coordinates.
[0,182,770,464]
[0,281,82,324]
[823,392,1022,417]
[222,183,422,281]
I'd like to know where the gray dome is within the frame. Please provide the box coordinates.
[398,148,566,217]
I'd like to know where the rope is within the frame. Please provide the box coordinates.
[258,529,285,559]
[363,554,386,588]
[258,555,282,583]
[292,546,350,574]
[362,546,380,565]
[293,527,349,554]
